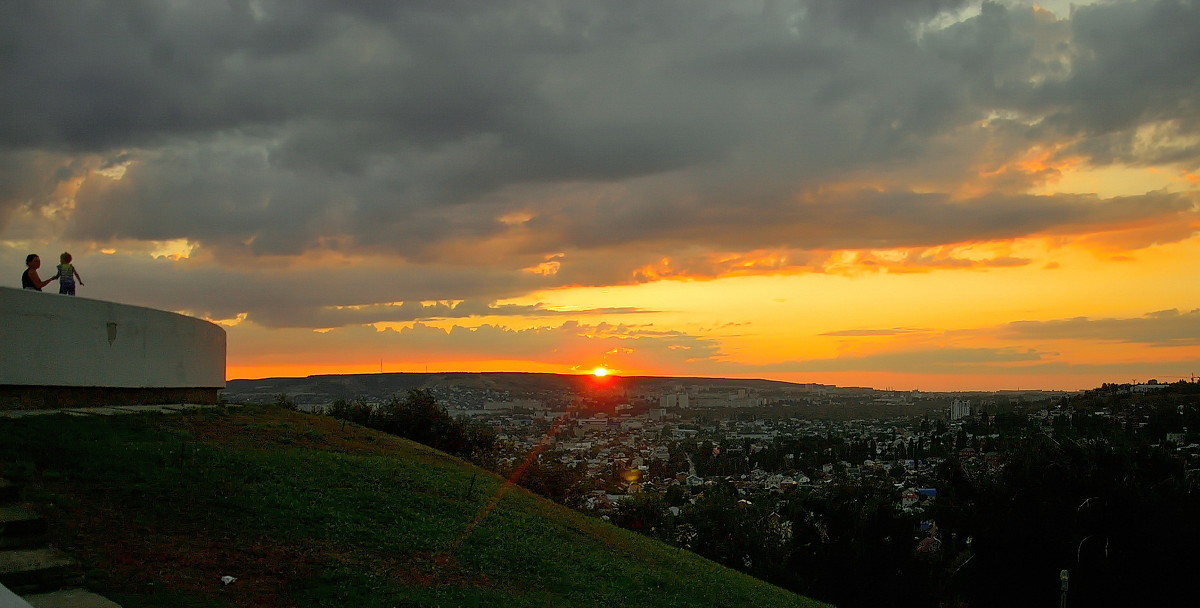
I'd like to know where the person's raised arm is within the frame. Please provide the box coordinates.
[31,269,54,289]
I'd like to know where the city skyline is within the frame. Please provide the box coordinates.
[2,1,1198,391]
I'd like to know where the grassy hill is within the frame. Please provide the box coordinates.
[0,405,828,607]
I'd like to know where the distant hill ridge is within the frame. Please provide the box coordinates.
[226,371,833,400]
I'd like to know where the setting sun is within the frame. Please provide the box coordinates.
[592,367,608,377]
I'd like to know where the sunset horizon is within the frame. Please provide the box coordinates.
[223,363,1174,394]
[4,1,1197,394]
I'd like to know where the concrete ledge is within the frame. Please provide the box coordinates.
[0,386,219,411]
[0,288,225,406]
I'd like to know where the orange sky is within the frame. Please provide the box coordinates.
[222,191,1200,391]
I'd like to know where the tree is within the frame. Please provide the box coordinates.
[513,448,586,505]
[664,483,689,507]
[274,393,298,411]
[327,398,372,426]
[327,389,496,462]
[610,492,670,536]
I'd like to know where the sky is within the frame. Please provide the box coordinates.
[2,0,1198,392]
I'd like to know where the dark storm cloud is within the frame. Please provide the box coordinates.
[1046,0,1200,138]
[805,0,972,33]
[3,1,1198,328]
[525,186,1196,253]
[922,0,1200,166]
[0,151,72,233]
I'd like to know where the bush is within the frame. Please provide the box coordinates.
[327,398,374,426]
[274,393,298,411]
[327,389,496,463]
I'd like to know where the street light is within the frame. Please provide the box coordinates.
[1059,569,1069,608]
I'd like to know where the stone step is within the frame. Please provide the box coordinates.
[24,589,123,608]
[0,481,18,505]
[0,507,48,550]
[0,549,83,596]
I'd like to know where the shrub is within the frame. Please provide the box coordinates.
[327,398,374,426]
[274,393,298,411]
[327,389,496,463]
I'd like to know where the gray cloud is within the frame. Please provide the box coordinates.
[821,328,929,336]
[4,1,1199,329]
[264,301,654,330]
[1003,309,1200,346]
[226,319,723,373]
[528,187,1197,253]
[1047,1,1200,138]
[0,239,657,329]
[726,348,1196,383]
[753,346,1045,374]
[921,0,1200,166]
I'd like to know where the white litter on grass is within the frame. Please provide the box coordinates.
[221,576,237,585]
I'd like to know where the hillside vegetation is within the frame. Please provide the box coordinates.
[0,405,827,608]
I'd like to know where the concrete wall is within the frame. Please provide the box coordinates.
[0,287,225,407]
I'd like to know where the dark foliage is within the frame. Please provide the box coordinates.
[602,383,1200,608]
[512,448,587,506]
[326,389,496,462]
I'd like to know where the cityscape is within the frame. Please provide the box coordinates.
[225,372,1199,607]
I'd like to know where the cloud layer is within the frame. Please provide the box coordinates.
[2,1,1198,387]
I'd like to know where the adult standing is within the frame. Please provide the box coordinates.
[21,254,56,291]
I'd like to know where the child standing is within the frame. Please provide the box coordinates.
[56,252,84,295]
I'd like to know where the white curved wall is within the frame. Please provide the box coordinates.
[0,287,225,389]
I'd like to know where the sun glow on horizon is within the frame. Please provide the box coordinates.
[592,367,608,377]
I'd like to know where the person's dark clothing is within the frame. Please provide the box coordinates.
[21,268,40,291]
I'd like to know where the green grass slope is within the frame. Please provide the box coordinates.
[0,405,828,608]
